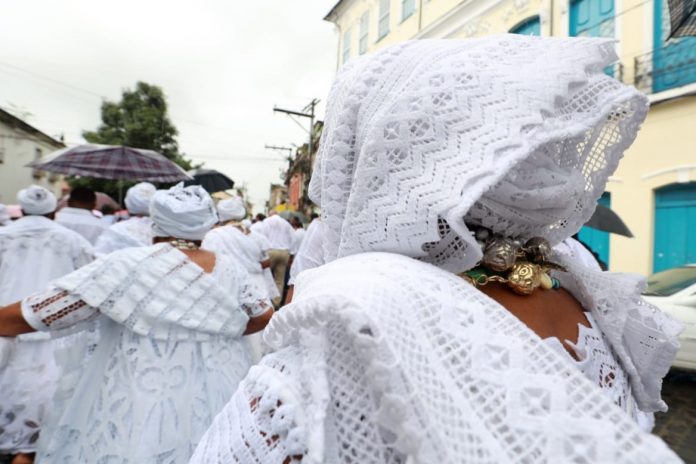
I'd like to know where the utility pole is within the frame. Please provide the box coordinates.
[273,99,319,165]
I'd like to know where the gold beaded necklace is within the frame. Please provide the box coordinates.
[460,228,564,296]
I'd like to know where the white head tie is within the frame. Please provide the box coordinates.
[0,204,9,225]
[241,219,252,229]
[124,182,156,215]
[217,196,246,222]
[309,35,648,272]
[150,183,218,240]
[17,185,57,215]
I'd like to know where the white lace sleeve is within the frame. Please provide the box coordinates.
[20,287,99,331]
[191,348,307,463]
[239,273,273,318]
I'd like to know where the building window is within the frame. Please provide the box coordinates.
[402,0,415,21]
[359,11,369,54]
[342,27,352,65]
[645,0,696,93]
[510,16,540,36]
[378,0,390,40]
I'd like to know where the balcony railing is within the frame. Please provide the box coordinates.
[634,41,696,94]
[606,62,624,82]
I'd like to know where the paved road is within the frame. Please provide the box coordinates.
[654,370,696,463]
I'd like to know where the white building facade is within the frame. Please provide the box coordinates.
[0,108,65,204]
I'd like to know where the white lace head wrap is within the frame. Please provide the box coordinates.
[0,204,9,225]
[217,196,246,222]
[17,185,57,215]
[242,219,252,229]
[309,35,648,272]
[124,182,156,216]
[150,183,218,240]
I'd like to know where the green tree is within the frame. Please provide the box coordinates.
[71,82,196,204]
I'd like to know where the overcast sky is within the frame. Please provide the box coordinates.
[0,0,338,212]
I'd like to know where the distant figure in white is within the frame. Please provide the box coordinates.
[0,185,94,463]
[94,182,156,255]
[55,187,107,245]
[0,204,10,226]
[203,196,277,360]
[252,212,295,306]
[0,183,274,463]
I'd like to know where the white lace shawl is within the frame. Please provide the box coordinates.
[50,243,250,340]
[94,216,153,255]
[203,226,264,276]
[192,253,680,463]
[26,244,266,463]
[308,36,648,272]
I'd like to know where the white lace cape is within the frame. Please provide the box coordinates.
[50,243,249,340]
[93,216,153,255]
[32,244,256,463]
[192,253,680,464]
[308,36,648,272]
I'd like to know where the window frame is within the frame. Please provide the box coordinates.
[342,27,352,65]
[378,0,391,41]
[359,11,370,55]
[401,0,416,22]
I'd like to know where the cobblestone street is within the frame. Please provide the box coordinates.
[654,370,696,463]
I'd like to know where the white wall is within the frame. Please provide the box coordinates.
[0,122,64,204]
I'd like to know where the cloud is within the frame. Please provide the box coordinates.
[0,0,338,211]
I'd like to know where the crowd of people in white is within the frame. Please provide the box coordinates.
[0,35,686,463]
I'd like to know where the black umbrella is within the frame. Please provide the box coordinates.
[185,168,234,193]
[584,204,633,237]
[667,0,696,38]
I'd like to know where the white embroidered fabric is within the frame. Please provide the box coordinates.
[18,244,268,463]
[0,216,94,305]
[542,313,654,432]
[192,37,680,463]
[0,215,94,454]
[192,253,680,464]
[257,215,295,251]
[308,36,648,272]
[94,216,153,256]
[203,226,272,300]
[288,219,326,286]
[248,231,281,300]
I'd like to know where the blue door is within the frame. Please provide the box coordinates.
[653,0,696,93]
[510,16,540,36]
[570,0,614,37]
[570,0,615,76]
[578,192,611,267]
[654,183,696,272]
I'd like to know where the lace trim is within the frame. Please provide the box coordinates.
[309,37,648,273]
[264,253,679,462]
[50,244,250,340]
[554,255,683,412]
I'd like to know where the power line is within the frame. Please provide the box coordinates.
[0,61,297,143]
[0,61,104,99]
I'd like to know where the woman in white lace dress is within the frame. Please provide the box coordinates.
[189,36,682,463]
[0,184,274,463]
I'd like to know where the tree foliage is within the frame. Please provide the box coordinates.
[71,82,196,204]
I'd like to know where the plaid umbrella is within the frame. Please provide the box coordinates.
[668,0,696,38]
[27,144,191,182]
